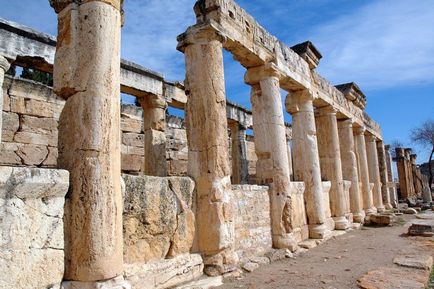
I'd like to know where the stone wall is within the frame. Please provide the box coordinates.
[231,185,272,262]
[0,166,69,289]
[1,76,259,178]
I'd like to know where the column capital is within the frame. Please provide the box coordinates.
[315,105,338,117]
[353,125,366,135]
[384,144,391,151]
[49,0,123,13]
[177,22,226,53]
[338,118,354,129]
[365,133,377,143]
[244,63,281,85]
[285,89,314,114]
[0,55,10,72]
[139,94,167,110]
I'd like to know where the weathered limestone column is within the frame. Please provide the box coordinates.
[396,148,409,199]
[385,145,398,207]
[49,0,127,286]
[229,121,249,184]
[286,127,294,181]
[365,134,385,212]
[354,126,376,215]
[377,141,393,209]
[338,119,365,223]
[177,26,237,275]
[0,55,11,143]
[405,149,416,197]
[315,106,349,230]
[139,94,168,176]
[286,90,331,239]
[410,154,423,196]
[245,63,297,249]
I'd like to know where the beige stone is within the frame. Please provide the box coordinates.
[377,141,393,209]
[51,0,124,282]
[354,126,376,216]
[246,63,298,249]
[365,134,385,212]
[0,55,11,143]
[178,25,236,274]
[316,106,350,230]
[338,119,365,223]
[229,121,249,184]
[393,255,433,270]
[286,90,331,239]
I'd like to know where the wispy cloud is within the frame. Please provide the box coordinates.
[121,0,196,81]
[309,0,434,90]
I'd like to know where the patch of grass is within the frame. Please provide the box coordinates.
[427,265,434,289]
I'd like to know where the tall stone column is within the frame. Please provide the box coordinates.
[245,63,297,249]
[405,149,416,197]
[286,90,331,239]
[377,141,393,209]
[396,148,410,199]
[177,26,237,275]
[286,127,294,181]
[385,145,398,207]
[49,0,127,286]
[140,94,167,176]
[365,134,385,212]
[338,119,365,223]
[0,55,11,143]
[354,126,376,215]
[315,106,349,230]
[229,121,249,184]
[410,154,423,196]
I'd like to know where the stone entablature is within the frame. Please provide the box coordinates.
[181,0,382,139]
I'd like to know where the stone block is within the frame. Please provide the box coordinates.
[0,167,69,289]
[369,214,397,226]
[21,115,58,135]
[62,276,132,289]
[121,116,143,133]
[404,208,418,215]
[242,262,259,272]
[393,255,433,270]
[357,266,430,289]
[121,154,144,173]
[10,95,63,118]
[122,132,144,148]
[408,220,434,236]
[16,143,49,166]
[2,111,19,132]
[124,254,203,289]
[299,239,317,249]
[14,131,58,146]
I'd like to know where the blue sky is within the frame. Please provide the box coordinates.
[1,0,433,164]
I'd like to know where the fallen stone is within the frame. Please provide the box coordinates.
[357,266,429,289]
[369,214,397,226]
[416,212,434,220]
[299,240,317,249]
[174,276,223,289]
[242,262,259,272]
[265,249,289,262]
[249,256,270,265]
[408,220,434,236]
[404,208,418,215]
[406,197,418,207]
[352,223,362,230]
[393,255,433,270]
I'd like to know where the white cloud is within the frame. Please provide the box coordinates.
[310,0,434,90]
[121,0,196,81]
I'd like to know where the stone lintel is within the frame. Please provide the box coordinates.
[335,82,367,110]
[290,41,322,70]
[176,21,226,53]
[49,0,122,13]
[244,63,280,85]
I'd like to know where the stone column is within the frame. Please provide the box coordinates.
[385,145,398,207]
[229,121,249,184]
[396,148,409,199]
[0,55,11,143]
[286,127,294,181]
[286,90,331,239]
[338,119,365,223]
[405,149,416,197]
[245,63,297,249]
[365,134,385,212]
[354,126,376,215]
[140,94,167,177]
[410,154,423,196]
[315,106,349,230]
[377,141,393,209]
[177,26,236,275]
[50,0,127,286]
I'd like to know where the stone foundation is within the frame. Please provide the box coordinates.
[0,166,69,289]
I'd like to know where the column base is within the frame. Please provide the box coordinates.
[308,223,332,239]
[352,211,366,224]
[333,216,350,230]
[272,234,298,252]
[62,276,131,289]
[376,205,386,213]
[384,203,393,210]
[364,207,377,216]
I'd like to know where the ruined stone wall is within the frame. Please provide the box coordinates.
[1,76,260,178]
[230,185,272,262]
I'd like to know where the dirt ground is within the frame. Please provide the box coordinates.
[217,215,433,289]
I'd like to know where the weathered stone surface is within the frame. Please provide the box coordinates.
[404,208,418,215]
[123,174,195,263]
[124,254,203,289]
[242,262,260,272]
[357,266,429,289]
[408,220,434,236]
[299,239,317,249]
[0,55,11,143]
[369,214,397,226]
[62,276,131,289]
[0,166,69,289]
[365,134,385,212]
[393,255,433,270]
[174,276,223,289]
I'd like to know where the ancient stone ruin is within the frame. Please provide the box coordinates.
[0,0,428,288]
